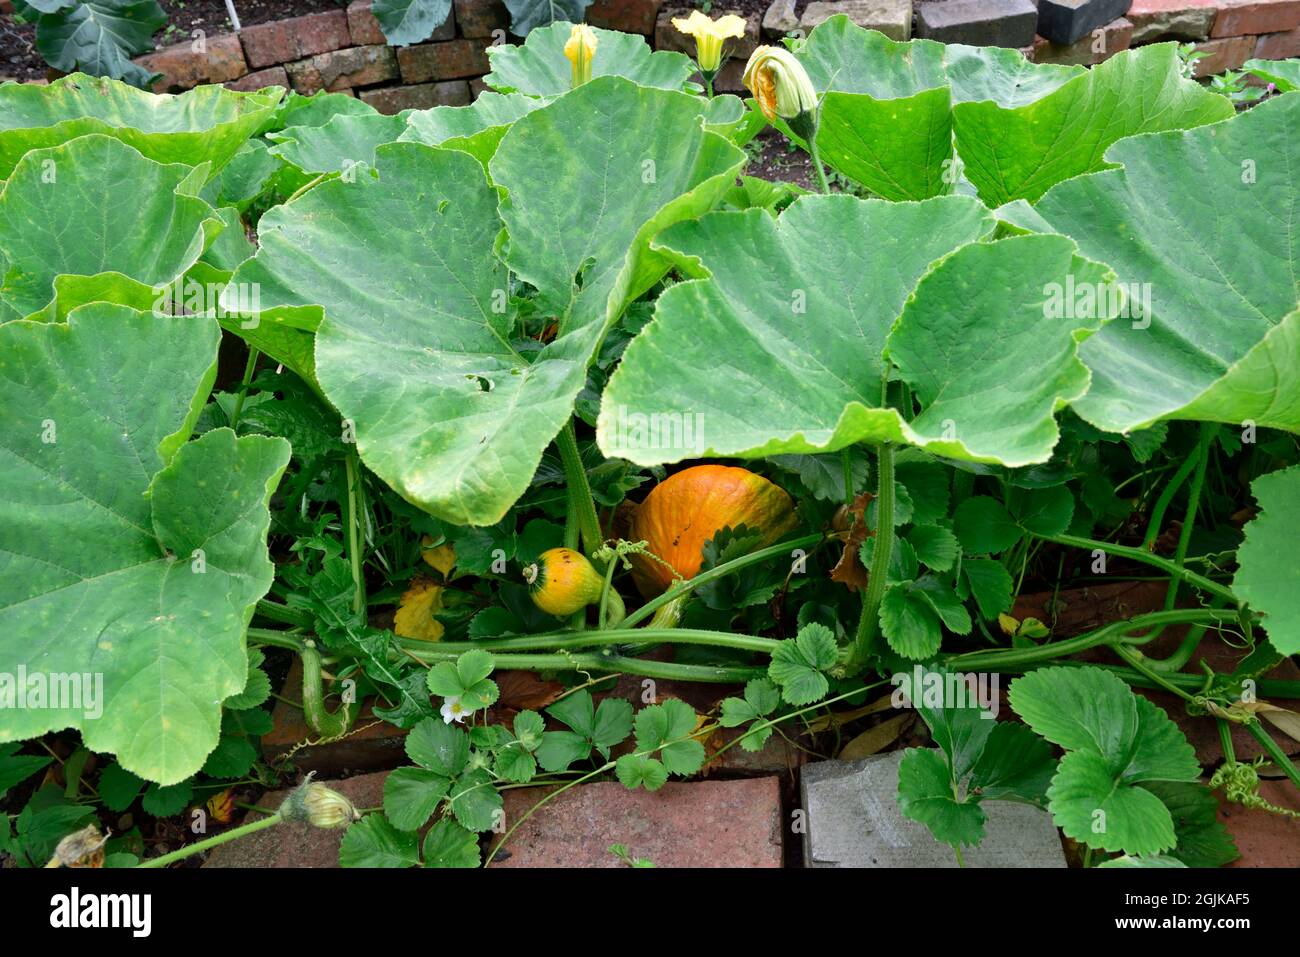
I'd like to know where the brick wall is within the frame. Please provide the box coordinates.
[117,0,1300,112]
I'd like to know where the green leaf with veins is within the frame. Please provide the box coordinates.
[27,0,166,88]
[880,585,943,660]
[1010,668,1200,854]
[953,496,1021,555]
[502,0,591,35]
[0,135,221,321]
[615,754,670,791]
[405,719,470,777]
[448,768,503,831]
[340,815,420,868]
[769,623,838,705]
[953,44,1232,205]
[383,767,450,831]
[0,72,280,179]
[961,558,1013,619]
[907,524,960,572]
[1142,781,1238,868]
[968,722,1055,806]
[896,665,994,776]
[484,22,692,95]
[422,818,480,868]
[1233,465,1300,654]
[1000,94,1299,436]
[897,748,986,848]
[719,678,781,752]
[0,305,288,785]
[604,202,1115,468]
[370,0,451,45]
[633,700,705,777]
[267,112,409,175]
[399,92,547,167]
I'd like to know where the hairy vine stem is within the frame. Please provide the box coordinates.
[1035,532,1237,606]
[556,420,604,558]
[848,442,894,673]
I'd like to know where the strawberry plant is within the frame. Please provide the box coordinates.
[1,17,1298,870]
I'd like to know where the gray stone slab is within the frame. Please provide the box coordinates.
[915,0,1039,46]
[801,0,914,40]
[1037,0,1134,44]
[801,750,1068,868]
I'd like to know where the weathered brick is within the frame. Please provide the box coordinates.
[1212,0,1300,36]
[397,38,492,83]
[347,0,455,44]
[134,33,247,92]
[588,0,665,33]
[656,8,761,62]
[915,0,1038,46]
[470,77,490,98]
[710,57,747,92]
[286,44,400,94]
[1191,33,1255,74]
[1037,0,1132,44]
[360,79,472,112]
[225,65,290,92]
[487,778,784,867]
[1032,16,1133,62]
[762,0,801,36]
[1221,779,1300,868]
[1254,24,1300,55]
[1126,0,1215,41]
[240,10,352,69]
[801,0,913,39]
[454,0,510,37]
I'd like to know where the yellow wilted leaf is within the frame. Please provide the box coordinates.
[420,536,456,578]
[997,613,1019,637]
[395,576,445,642]
[207,788,235,824]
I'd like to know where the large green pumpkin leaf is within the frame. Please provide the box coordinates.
[483,22,695,97]
[267,112,411,175]
[370,0,451,46]
[0,135,222,322]
[953,44,1233,206]
[1234,465,1300,654]
[791,17,1081,201]
[19,0,165,89]
[601,197,1111,467]
[233,78,743,525]
[1003,94,1300,435]
[400,92,548,168]
[0,73,281,180]
[0,305,290,785]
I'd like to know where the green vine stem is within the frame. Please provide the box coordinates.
[403,647,764,683]
[847,442,894,673]
[1139,421,1217,645]
[246,626,305,652]
[228,348,259,432]
[403,627,779,656]
[617,532,823,629]
[300,640,359,738]
[137,811,282,868]
[942,608,1242,671]
[1035,532,1237,606]
[255,599,311,629]
[343,451,366,617]
[556,420,604,557]
[806,117,831,195]
[1141,444,1200,549]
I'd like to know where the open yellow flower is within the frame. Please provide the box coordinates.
[672,9,747,74]
[742,45,818,130]
[564,23,598,88]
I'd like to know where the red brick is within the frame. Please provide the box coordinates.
[588,0,665,33]
[1126,0,1215,41]
[225,65,290,92]
[1191,33,1256,74]
[1221,779,1300,868]
[1032,16,1133,64]
[360,80,473,112]
[453,0,510,37]
[0,0,13,13]
[656,7,761,62]
[1254,24,1300,55]
[397,38,492,83]
[487,777,784,867]
[240,11,352,69]
[348,0,455,44]
[203,772,389,868]
[286,44,399,93]
[134,33,247,92]
[1211,0,1300,36]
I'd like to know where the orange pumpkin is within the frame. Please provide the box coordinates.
[628,465,798,597]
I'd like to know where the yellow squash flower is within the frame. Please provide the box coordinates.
[564,23,598,88]
[742,45,818,133]
[672,9,747,74]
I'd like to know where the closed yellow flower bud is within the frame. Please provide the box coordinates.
[564,23,598,88]
[672,10,747,75]
[282,776,362,829]
[742,45,819,137]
